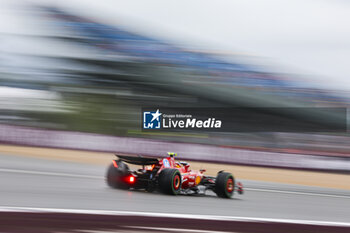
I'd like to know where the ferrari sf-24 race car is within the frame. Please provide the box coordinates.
[106,152,243,198]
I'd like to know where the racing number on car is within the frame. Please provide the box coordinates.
[163,158,170,168]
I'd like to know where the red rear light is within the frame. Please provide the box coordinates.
[112,160,118,168]
[128,176,135,184]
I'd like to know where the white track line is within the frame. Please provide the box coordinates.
[126,226,233,233]
[1,168,349,199]
[0,168,101,179]
[0,206,349,227]
[245,188,350,199]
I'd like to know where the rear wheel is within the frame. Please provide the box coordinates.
[106,161,130,189]
[215,172,234,198]
[158,168,182,195]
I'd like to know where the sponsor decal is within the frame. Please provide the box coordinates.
[163,158,170,167]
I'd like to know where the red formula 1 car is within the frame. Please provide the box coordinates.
[106,152,243,198]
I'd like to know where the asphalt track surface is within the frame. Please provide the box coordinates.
[0,153,349,223]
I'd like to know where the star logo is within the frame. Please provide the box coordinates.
[151,109,162,122]
[143,109,162,129]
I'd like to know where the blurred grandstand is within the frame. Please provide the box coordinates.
[1,5,350,155]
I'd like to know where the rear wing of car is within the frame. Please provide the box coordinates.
[116,154,159,165]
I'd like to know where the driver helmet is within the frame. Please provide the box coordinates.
[167,152,177,157]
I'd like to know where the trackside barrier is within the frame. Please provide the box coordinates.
[0,124,349,172]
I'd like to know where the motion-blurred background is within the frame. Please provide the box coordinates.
[1,0,350,156]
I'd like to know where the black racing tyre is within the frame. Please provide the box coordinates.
[106,161,130,189]
[158,168,182,195]
[215,172,235,198]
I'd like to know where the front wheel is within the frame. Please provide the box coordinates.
[215,172,234,198]
[158,168,182,195]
